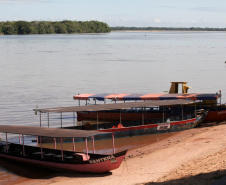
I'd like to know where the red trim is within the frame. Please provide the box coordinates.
[99,118,196,133]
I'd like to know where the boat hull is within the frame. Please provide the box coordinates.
[97,118,199,139]
[0,150,127,173]
[203,109,226,122]
[64,114,205,141]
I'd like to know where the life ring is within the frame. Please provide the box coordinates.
[77,115,83,121]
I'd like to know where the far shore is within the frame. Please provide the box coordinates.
[111,30,226,33]
[15,121,226,185]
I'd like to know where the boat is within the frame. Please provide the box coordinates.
[0,125,127,173]
[36,99,207,139]
[73,82,226,123]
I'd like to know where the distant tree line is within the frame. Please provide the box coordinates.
[111,26,226,31]
[0,20,111,35]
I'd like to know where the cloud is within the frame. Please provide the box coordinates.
[154,19,161,23]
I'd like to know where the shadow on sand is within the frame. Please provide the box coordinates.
[144,170,226,185]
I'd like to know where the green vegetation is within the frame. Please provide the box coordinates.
[111,26,226,31]
[0,20,111,35]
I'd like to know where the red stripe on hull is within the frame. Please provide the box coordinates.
[98,118,196,133]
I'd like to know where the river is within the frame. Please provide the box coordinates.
[0,31,226,184]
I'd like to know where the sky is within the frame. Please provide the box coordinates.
[0,0,226,27]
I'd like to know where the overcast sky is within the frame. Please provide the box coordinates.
[0,0,226,27]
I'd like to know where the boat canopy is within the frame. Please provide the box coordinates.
[37,99,194,113]
[73,93,219,101]
[0,125,110,138]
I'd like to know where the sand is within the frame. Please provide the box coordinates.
[16,122,226,185]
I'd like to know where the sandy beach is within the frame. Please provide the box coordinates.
[12,122,226,185]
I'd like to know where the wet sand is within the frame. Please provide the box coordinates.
[2,122,226,185]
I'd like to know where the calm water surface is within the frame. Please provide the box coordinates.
[0,31,226,183]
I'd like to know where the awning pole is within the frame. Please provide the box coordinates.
[163,106,165,123]
[40,112,42,127]
[112,133,115,154]
[22,134,25,156]
[48,113,49,128]
[195,103,197,117]
[182,105,184,120]
[92,135,95,154]
[97,111,99,130]
[36,136,38,147]
[19,134,21,144]
[54,137,56,149]
[85,138,88,156]
[73,138,75,152]
[60,112,62,128]
[142,107,144,125]
[120,110,122,123]
[6,133,8,153]
[73,112,75,127]
[40,136,43,159]
[61,138,63,161]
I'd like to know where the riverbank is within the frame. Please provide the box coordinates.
[15,121,226,185]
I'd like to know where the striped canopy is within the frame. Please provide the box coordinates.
[73,93,219,101]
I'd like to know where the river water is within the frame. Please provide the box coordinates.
[0,31,226,184]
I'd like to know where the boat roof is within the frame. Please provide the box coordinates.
[0,125,110,138]
[37,99,194,113]
[73,93,219,101]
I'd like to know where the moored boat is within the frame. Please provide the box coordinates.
[36,99,207,139]
[73,82,226,123]
[0,126,127,173]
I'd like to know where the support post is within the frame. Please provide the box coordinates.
[6,133,8,153]
[61,138,63,161]
[19,134,21,144]
[48,113,49,128]
[163,106,165,123]
[92,135,95,154]
[40,112,42,127]
[36,136,38,147]
[73,112,75,127]
[85,138,88,157]
[142,107,144,125]
[182,105,184,120]
[73,138,75,152]
[54,137,56,150]
[40,136,43,159]
[97,111,99,130]
[112,133,115,154]
[120,110,122,124]
[60,112,62,128]
[195,103,197,117]
[22,134,25,156]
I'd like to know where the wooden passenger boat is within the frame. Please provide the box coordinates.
[0,126,127,173]
[36,99,207,139]
[73,82,226,123]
